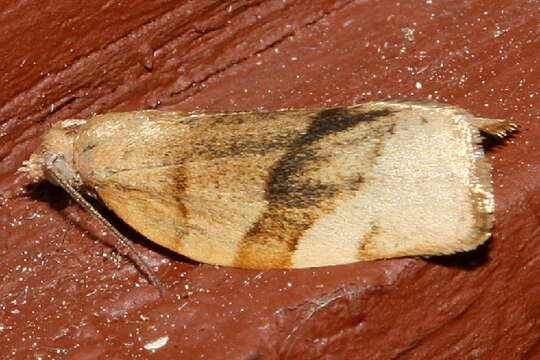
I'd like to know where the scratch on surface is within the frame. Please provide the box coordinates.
[277,286,364,359]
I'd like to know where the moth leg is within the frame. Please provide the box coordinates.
[43,153,164,296]
[468,117,518,138]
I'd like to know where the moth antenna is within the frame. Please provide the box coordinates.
[45,165,165,297]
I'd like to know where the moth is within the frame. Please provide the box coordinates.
[20,100,516,289]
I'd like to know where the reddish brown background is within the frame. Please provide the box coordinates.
[1,0,539,359]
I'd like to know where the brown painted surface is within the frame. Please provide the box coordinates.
[0,0,538,359]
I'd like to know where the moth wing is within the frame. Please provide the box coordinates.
[289,101,509,267]
[74,110,307,267]
[73,104,513,269]
[92,166,269,267]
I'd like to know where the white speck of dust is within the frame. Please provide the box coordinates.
[144,336,169,351]
[401,27,416,41]
[342,19,354,27]
[415,81,423,89]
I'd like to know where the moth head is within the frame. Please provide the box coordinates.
[19,119,86,189]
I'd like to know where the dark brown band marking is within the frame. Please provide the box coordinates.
[268,108,380,207]
[357,222,380,259]
[234,108,392,268]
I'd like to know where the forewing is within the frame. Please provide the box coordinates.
[72,103,499,269]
